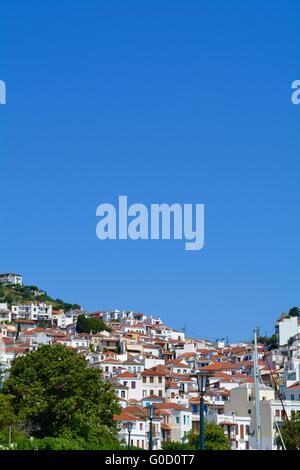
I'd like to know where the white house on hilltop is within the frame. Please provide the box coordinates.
[0,273,23,285]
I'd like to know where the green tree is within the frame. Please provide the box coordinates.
[288,307,300,318]
[3,344,121,448]
[76,314,111,334]
[187,422,230,450]
[279,416,300,450]
[161,441,188,450]
[161,423,230,451]
[258,334,277,350]
[0,394,18,448]
[0,394,16,429]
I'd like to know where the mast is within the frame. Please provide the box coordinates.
[253,327,262,449]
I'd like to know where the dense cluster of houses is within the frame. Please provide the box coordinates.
[1,275,300,450]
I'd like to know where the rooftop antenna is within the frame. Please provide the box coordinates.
[253,327,262,449]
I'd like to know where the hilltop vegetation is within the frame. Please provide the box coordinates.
[0,283,81,312]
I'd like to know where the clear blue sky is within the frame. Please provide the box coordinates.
[1,1,299,341]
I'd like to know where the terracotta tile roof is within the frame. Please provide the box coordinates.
[166,381,180,389]
[177,352,197,358]
[141,366,167,377]
[21,328,46,335]
[287,382,300,389]
[155,403,190,411]
[14,320,36,325]
[116,371,136,378]
[200,362,245,371]
[113,412,141,422]
[1,338,13,344]
[97,358,121,364]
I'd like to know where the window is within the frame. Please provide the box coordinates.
[291,394,295,401]
[248,410,251,415]
[246,425,250,436]
[143,377,147,383]
[158,390,163,397]
[131,382,136,389]
[183,415,186,425]
[176,416,180,424]
[137,440,139,448]
[158,377,162,383]
[150,377,154,383]
[121,391,125,398]
[275,409,280,417]
[150,390,154,395]
[240,425,244,439]
[140,423,143,431]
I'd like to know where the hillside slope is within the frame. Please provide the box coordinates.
[0,283,81,312]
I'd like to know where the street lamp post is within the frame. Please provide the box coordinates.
[126,421,133,450]
[192,371,211,450]
[148,405,154,451]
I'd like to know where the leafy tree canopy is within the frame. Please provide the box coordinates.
[162,422,230,451]
[279,416,300,450]
[76,314,111,334]
[258,334,277,350]
[288,307,300,318]
[3,344,120,446]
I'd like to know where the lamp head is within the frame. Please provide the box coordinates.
[126,421,133,433]
[191,371,212,393]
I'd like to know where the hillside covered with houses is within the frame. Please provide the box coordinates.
[1,273,300,450]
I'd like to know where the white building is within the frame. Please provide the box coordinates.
[206,412,251,450]
[0,306,11,323]
[283,356,300,387]
[114,408,161,449]
[11,303,53,321]
[0,273,23,285]
[141,367,166,398]
[114,371,143,402]
[223,382,300,450]
[276,316,300,346]
[157,403,192,444]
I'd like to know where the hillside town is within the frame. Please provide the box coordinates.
[1,273,300,450]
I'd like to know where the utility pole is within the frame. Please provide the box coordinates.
[253,327,262,449]
[148,405,154,451]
